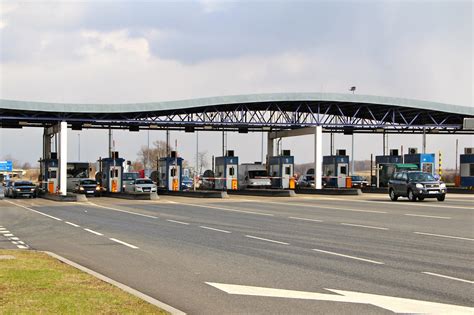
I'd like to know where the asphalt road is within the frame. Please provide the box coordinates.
[0,193,473,314]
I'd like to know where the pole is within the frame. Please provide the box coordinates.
[455,139,459,175]
[261,132,264,163]
[147,129,150,170]
[314,126,323,189]
[108,127,112,158]
[370,153,373,186]
[78,133,80,161]
[422,127,426,154]
[222,131,225,156]
[330,132,334,156]
[195,131,198,191]
[351,134,355,175]
[166,130,170,157]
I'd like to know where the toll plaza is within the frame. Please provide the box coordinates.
[158,151,183,191]
[268,150,295,189]
[1,93,473,198]
[214,150,239,190]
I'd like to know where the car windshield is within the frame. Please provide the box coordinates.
[408,172,436,182]
[123,173,139,180]
[351,176,364,181]
[249,170,268,178]
[136,179,153,185]
[14,181,33,186]
[81,179,96,185]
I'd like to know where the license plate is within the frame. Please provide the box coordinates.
[428,190,438,194]
[87,191,94,194]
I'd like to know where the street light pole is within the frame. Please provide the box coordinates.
[78,133,80,161]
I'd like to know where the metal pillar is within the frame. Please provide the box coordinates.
[330,132,334,156]
[260,132,264,163]
[166,130,170,157]
[383,132,388,155]
[267,133,274,159]
[351,134,355,175]
[108,127,112,158]
[314,126,323,190]
[422,127,426,154]
[43,128,51,159]
[59,121,68,196]
[195,131,198,191]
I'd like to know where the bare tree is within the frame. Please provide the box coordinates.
[136,140,172,170]
[197,151,209,174]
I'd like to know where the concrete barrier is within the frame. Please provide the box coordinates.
[158,190,228,198]
[227,189,296,197]
[103,192,160,200]
[296,188,362,195]
[40,193,88,202]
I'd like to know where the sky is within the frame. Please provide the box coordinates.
[0,0,472,170]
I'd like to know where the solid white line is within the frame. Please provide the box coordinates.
[288,216,323,222]
[166,219,190,225]
[4,200,62,221]
[109,238,139,249]
[414,232,474,241]
[199,226,232,233]
[17,245,28,249]
[84,228,103,236]
[65,221,80,227]
[404,214,451,219]
[340,223,389,230]
[87,202,159,219]
[312,248,384,265]
[245,235,289,245]
[174,202,274,217]
[422,272,474,284]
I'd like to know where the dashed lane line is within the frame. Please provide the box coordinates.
[414,232,474,241]
[170,202,275,217]
[109,238,139,249]
[288,216,324,222]
[340,223,389,230]
[312,248,384,265]
[84,228,104,236]
[166,219,190,225]
[65,221,81,227]
[199,226,232,233]
[245,235,289,245]
[244,200,387,214]
[87,202,159,219]
[422,272,474,284]
[4,200,62,221]
[404,214,451,219]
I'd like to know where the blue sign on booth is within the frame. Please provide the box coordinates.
[0,161,13,172]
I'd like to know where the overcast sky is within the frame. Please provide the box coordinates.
[0,0,472,170]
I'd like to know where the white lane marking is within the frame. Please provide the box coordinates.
[414,232,474,241]
[312,248,384,265]
[166,219,190,225]
[87,202,159,219]
[65,221,80,227]
[340,223,389,230]
[4,200,63,221]
[0,230,11,234]
[12,241,25,245]
[165,200,178,204]
[4,233,14,237]
[16,245,28,249]
[199,226,231,233]
[288,216,323,222]
[9,237,19,240]
[172,202,274,217]
[245,235,289,245]
[206,282,474,314]
[404,214,451,219]
[84,228,103,236]
[422,272,474,284]
[109,238,139,249]
[250,200,386,214]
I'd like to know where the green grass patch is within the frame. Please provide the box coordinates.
[0,250,168,314]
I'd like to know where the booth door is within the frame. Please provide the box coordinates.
[109,167,122,193]
[281,164,293,189]
[338,163,349,176]
[226,165,237,190]
[48,168,58,193]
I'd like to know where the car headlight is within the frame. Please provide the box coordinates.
[30,188,35,191]
[15,188,20,191]
[440,183,446,189]
[96,186,101,191]
[79,187,84,190]
[415,183,424,189]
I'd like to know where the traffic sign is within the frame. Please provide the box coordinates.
[0,161,13,172]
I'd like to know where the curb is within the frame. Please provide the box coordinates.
[44,251,186,315]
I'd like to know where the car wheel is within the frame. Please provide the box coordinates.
[408,189,417,201]
[418,197,424,201]
[437,195,446,202]
[389,189,398,201]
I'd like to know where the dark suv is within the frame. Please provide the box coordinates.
[388,171,446,202]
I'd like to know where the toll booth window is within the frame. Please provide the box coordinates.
[229,167,235,176]
[285,166,291,175]
[49,171,57,178]
[340,166,347,175]
[470,164,474,176]
[422,163,433,174]
[171,168,177,177]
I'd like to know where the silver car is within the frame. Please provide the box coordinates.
[124,178,157,194]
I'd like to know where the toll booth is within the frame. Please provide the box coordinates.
[460,148,474,187]
[375,150,403,187]
[268,150,295,189]
[323,150,349,187]
[158,152,183,191]
[39,154,59,194]
[404,153,435,174]
[99,156,125,193]
[215,151,239,190]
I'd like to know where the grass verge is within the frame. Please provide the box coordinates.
[0,250,168,314]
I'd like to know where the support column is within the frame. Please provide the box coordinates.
[351,134,355,175]
[59,121,68,196]
[266,133,274,159]
[314,126,323,190]
[330,132,334,156]
[383,132,388,155]
[422,127,426,154]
